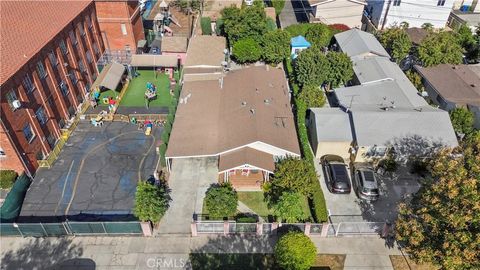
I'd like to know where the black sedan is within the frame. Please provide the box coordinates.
[321,155,351,194]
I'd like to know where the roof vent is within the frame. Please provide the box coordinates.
[255,88,259,93]
[264,99,270,105]
[241,101,247,107]
[268,83,273,88]
[250,108,255,115]
[471,84,476,87]
[452,66,457,69]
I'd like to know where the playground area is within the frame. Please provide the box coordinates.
[95,69,174,109]
[19,122,163,221]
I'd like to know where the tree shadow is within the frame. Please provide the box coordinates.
[1,237,89,270]
[189,234,278,270]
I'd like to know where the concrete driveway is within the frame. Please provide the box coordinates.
[156,157,218,235]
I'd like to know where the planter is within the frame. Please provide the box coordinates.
[141,221,153,236]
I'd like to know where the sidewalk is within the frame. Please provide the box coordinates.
[0,235,402,270]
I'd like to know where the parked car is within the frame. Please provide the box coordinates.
[321,155,351,194]
[353,164,379,201]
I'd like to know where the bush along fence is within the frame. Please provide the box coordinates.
[158,70,182,168]
[191,220,388,238]
[284,58,328,223]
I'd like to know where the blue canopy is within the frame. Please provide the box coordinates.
[291,35,311,48]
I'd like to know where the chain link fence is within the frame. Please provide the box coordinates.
[0,221,143,237]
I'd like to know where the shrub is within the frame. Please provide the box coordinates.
[273,192,308,222]
[159,143,167,167]
[205,183,238,219]
[235,214,257,223]
[272,157,316,196]
[266,17,277,31]
[232,38,262,63]
[297,84,326,108]
[310,181,328,222]
[167,113,174,123]
[261,29,290,64]
[380,155,398,172]
[305,23,332,47]
[201,17,212,35]
[215,18,224,36]
[0,170,18,189]
[134,181,170,223]
[450,107,475,135]
[328,23,350,33]
[274,232,317,270]
[285,23,314,38]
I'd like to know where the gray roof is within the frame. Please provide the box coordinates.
[353,56,416,86]
[334,80,428,110]
[310,108,353,142]
[351,108,459,149]
[334,29,390,59]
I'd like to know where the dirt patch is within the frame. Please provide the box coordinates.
[312,254,346,270]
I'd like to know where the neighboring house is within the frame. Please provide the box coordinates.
[290,36,311,59]
[334,29,390,59]
[0,1,104,176]
[183,35,227,82]
[166,66,301,190]
[160,36,188,65]
[415,64,480,128]
[307,29,458,163]
[448,0,480,32]
[405,27,429,46]
[365,0,455,29]
[307,0,366,28]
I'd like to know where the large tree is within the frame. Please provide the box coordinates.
[449,107,475,135]
[221,5,268,44]
[325,51,353,88]
[417,31,464,67]
[261,29,290,64]
[305,23,332,48]
[134,181,170,223]
[396,135,480,270]
[205,183,238,218]
[297,84,326,108]
[274,232,317,270]
[457,24,480,63]
[378,26,412,63]
[271,157,316,196]
[232,38,262,63]
[294,47,329,87]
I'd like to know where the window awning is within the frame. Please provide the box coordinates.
[130,54,178,67]
[91,62,125,90]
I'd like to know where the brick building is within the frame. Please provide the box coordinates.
[94,0,145,52]
[0,1,105,176]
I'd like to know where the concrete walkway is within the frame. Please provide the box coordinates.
[0,235,402,269]
[237,201,265,222]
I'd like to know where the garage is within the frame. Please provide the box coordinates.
[308,107,353,162]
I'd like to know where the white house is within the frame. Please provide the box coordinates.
[366,0,455,29]
[307,0,366,28]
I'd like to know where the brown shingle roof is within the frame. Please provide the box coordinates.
[416,64,480,106]
[219,147,275,173]
[405,27,429,45]
[184,35,226,68]
[161,36,188,53]
[166,66,301,158]
[0,0,92,84]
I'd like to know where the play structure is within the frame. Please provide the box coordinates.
[144,81,158,108]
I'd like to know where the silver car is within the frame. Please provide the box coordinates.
[353,164,379,201]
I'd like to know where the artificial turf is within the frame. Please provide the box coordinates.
[120,69,172,107]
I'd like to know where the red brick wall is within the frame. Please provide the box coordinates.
[95,1,145,51]
[0,124,26,175]
[0,3,102,176]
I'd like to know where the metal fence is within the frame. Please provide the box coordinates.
[326,222,385,237]
[0,221,143,237]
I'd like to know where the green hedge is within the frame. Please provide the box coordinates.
[201,17,212,35]
[285,59,328,222]
[0,170,18,189]
[159,143,167,167]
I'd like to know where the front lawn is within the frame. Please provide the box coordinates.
[238,192,272,217]
[120,69,172,107]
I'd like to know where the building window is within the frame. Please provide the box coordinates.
[36,61,47,79]
[22,74,35,92]
[437,0,446,6]
[87,15,93,29]
[85,82,91,92]
[48,51,59,66]
[60,80,69,96]
[69,70,77,84]
[23,123,35,143]
[35,106,48,125]
[86,51,93,64]
[393,0,401,6]
[47,134,56,149]
[60,40,69,55]
[78,60,86,73]
[0,147,5,157]
[6,90,18,110]
[120,23,127,35]
[69,30,78,46]
[78,22,85,36]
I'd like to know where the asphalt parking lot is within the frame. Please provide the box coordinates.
[20,121,162,221]
[313,159,421,224]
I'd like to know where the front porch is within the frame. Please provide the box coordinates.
[218,168,271,191]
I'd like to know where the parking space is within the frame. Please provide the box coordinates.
[314,158,422,223]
